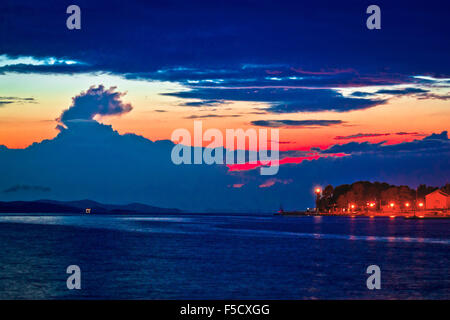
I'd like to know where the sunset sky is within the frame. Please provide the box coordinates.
[0,61,449,150]
[0,0,449,211]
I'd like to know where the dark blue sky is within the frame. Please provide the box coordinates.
[2,0,450,76]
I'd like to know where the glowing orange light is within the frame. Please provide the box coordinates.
[390,215,396,219]
[418,215,424,218]
[315,187,321,194]
[405,202,410,207]
[418,203,424,207]
[369,202,375,207]
[390,202,395,208]
[370,216,374,218]
[351,204,355,209]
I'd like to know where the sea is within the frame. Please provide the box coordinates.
[0,213,448,299]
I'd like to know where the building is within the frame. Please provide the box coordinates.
[425,190,450,209]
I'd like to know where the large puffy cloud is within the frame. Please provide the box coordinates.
[0,110,448,212]
[58,85,132,124]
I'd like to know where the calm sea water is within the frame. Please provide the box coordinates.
[0,214,448,299]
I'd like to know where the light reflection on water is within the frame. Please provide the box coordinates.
[0,214,448,299]
[0,215,448,245]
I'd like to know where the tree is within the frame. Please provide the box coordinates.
[441,183,450,195]
[417,184,437,199]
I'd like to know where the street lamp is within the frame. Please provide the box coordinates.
[314,187,322,213]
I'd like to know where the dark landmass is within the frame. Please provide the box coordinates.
[0,199,182,214]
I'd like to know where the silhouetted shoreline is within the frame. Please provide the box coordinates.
[0,199,182,215]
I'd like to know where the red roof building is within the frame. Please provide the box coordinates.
[425,189,450,209]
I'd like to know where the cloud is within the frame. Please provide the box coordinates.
[350,91,375,97]
[423,131,449,141]
[334,133,391,140]
[259,178,292,188]
[252,120,343,128]
[59,85,132,124]
[321,131,449,155]
[164,87,386,113]
[375,87,428,95]
[181,99,227,107]
[1,1,449,92]
[0,54,82,67]
[3,185,51,193]
[1,117,449,212]
[417,93,450,100]
[349,87,429,98]
[334,132,422,140]
[0,96,35,106]
[290,67,356,75]
[184,114,241,119]
[395,132,421,136]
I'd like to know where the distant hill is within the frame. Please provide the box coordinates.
[0,199,182,214]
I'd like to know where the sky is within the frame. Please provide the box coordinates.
[0,0,449,212]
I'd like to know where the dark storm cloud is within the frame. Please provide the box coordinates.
[1,0,449,79]
[0,63,94,75]
[2,0,449,114]
[164,87,386,113]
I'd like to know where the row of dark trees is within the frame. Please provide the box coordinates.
[316,181,450,212]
